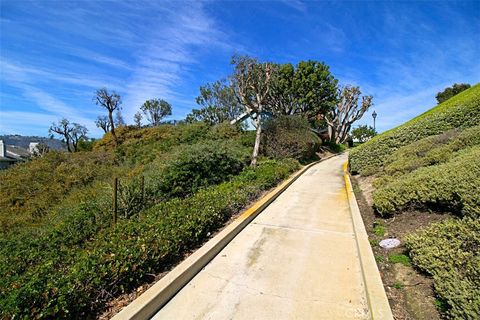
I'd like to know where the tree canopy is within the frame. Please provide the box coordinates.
[49,118,88,152]
[325,86,373,144]
[436,83,471,104]
[186,79,243,125]
[351,125,376,143]
[268,60,338,121]
[140,99,172,126]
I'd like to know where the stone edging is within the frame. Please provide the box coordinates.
[343,162,394,320]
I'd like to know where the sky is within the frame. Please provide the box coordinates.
[1,0,479,138]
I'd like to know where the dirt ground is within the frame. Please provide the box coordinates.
[352,175,448,320]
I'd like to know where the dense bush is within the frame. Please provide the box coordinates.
[372,146,480,218]
[349,84,480,175]
[406,218,480,319]
[150,141,251,199]
[0,151,117,233]
[0,159,299,319]
[262,115,320,162]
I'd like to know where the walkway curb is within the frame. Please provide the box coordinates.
[113,154,337,320]
[343,162,394,320]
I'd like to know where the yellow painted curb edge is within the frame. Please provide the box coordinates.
[113,154,338,320]
[343,162,394,320]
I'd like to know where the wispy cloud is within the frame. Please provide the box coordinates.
[1,1,233,134]
[279,0,307,13]
[1,60,104,135]
[121,2,231,120]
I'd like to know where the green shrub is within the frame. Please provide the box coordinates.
[393,282,404,290]
[0,159,299,319]
[388,254,411,266]
[150,141,250,199]
[205,122,243,140]
[406,218,480,319]
[262,115,320,162]
[349,84,480,175]
[373,224,386,237]
[373,126,480,188]
[372,146,480,218]
[323,141,347,153]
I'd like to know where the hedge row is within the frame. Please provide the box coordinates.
[0,159,299,319]
[349,84,480,175]
[372,145,480,218]
[406,218,480,319]
[374,125,480,188]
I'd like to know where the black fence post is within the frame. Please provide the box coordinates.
[141,175,145,205]
[113,177,118,225]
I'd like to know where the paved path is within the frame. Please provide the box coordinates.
[153,154,372,319]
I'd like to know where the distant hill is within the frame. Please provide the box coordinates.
[0,135,66,150]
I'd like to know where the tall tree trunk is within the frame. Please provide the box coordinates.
[251,111,262,167]
[65,137,72,153]
[108,111,118,146]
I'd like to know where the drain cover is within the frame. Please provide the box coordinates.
[379,238,401,249]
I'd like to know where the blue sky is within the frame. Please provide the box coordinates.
[1,0,479,138]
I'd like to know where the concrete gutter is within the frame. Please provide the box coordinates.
[343,162,394,320]
[113,154,337,320]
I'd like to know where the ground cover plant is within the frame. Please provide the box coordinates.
[372,145,480,218]
[0,158,299,318]
[350,83,480,318]
[0,120,310,319]
[406,218,480,319]
[374,125,480,188]
[349,84,480,175]
[0,151,118,234]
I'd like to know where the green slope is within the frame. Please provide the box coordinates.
[348,84,480,319]
[349,83,480,175]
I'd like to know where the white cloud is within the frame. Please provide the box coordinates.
[121,2,230,120]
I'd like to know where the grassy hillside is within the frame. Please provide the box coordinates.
[0,122,309,319]
[349,84,480,319]
[349,83,480,175]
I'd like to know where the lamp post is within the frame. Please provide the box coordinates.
[372,110,377,132]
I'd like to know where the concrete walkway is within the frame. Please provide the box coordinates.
[152,154,385,319]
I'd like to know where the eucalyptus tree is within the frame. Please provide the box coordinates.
[94,88,121,145]
[69,123,89,152]
[325,86,373,144]
[231,55,274,167]
[95,115,111,134]
[115,110,126,127]
[140,99,172,126]
[187,79,243,125]
[49,118,88,152]
[133,111,142,128]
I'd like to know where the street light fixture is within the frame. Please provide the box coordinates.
[372,110,377,132]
